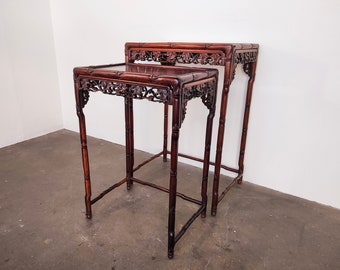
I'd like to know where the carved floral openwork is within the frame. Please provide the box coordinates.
[129,50,226,66]
[78,76,217,127]
[129,49,257,66]
[78,78,172,107]
[234,51,257,64]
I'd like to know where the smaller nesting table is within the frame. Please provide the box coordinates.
[74,63,218,258]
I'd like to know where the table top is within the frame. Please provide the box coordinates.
[126,42,259,52]
[125,42,259,66]
[74,63,218,87]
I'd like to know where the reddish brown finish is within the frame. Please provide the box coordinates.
[74,63,218,259]
[125,42,259,216]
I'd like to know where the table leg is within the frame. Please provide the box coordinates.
[163,104,169,162]
[125,96,134,190]
[237,62,257,184]
[168,99,180,259]
[201,91,217,218]
[211,82,231,216]
[75,87,92,219]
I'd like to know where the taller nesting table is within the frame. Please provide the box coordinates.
[125,42,259,215]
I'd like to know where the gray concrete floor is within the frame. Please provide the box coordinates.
[1,129,340,270]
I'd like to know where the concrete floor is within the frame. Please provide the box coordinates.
[1,129,340,270]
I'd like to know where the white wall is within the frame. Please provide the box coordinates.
[52,0,339,209]
[0,0,62,148]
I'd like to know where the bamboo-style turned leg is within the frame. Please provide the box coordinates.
[211,83,231,216]
[238,62,257,184]
[201,94,217,218]
[168,99,180,259]
[125,96,134,190]
[163,104,169,162]
[75,88,92,219]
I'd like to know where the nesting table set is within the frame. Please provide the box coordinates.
[73,42,258,258]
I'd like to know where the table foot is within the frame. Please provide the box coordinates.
[168,250,174,259]
[127,180,133,190]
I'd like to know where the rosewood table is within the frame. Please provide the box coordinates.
[125,42,259,216]
[74,63,218,258]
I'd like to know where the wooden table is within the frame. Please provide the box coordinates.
[125,42,259,215]
[74,63,219,258]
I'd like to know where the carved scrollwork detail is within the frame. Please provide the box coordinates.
[181,79,217,124]
[183,80,216,110]
[80,90,90,108]
[243,63,252,77]
[201,90,216,111]
[129,50,225,66]
[79,78,172,104]
[234,51,257,64]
